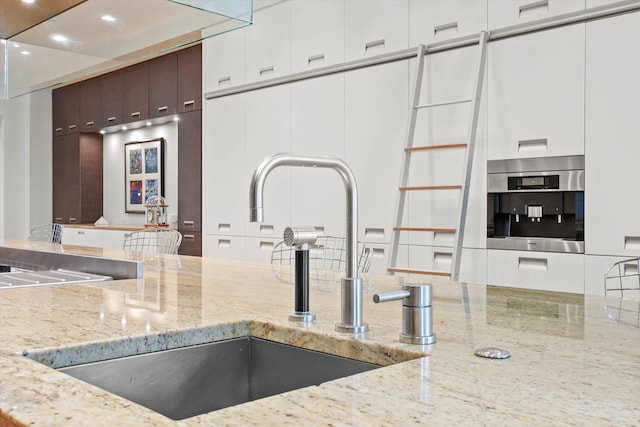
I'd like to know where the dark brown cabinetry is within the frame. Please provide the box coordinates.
[100,70,124,128]
[52,83,80,136]
[149,53,178,119]
[123,61,149,122]
[177,110,202,256]
[52,133,103,224]
[79,77,101,133]
[178,44,202,113]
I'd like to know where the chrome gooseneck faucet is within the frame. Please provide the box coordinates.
[249,153,369,334]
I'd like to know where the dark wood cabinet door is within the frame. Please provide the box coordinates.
[52,84,80,136]
[123,61,149,122]
[80,77,101,133]
[177,44,202,113]
[62,135,81,224]
[178,232,202,256]
[100,70,124,128]
[149,53,177,118]
[177,110,202,233]
[79,134,104,223]
[52,136,67,222]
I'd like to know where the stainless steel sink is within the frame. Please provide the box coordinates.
[58,337,380,420]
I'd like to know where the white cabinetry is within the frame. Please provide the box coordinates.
[62,227,104,248]
[488,25,585,160]
[290,75,345,236]
[488,0,584,29]
[204,234,246,260]
[345,62,408,247]
[584,255,633,296]
[244,1,291,82]
[585,12,640,257]
[291,0,344,73]
[203,95,246,238]
[203,25,245,92]
[487,249,584,293]
[409,246,487,285]
[344,0,408,61]
[244,86,291,239]
[409,0,487,45]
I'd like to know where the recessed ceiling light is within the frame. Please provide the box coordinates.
[99,130,106,135]
[21,0,35,4]
[145,122,152,126]
[13,43,20,48]
[173,116,180,122]
[20,51,30,55]
[101,15,116,22]
[121,126,128,131]
[51,34,67,43]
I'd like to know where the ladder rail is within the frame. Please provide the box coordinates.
[388,44,427,272]
[450,31,490,282]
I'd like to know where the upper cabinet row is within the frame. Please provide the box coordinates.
[204,0,592,93]
[53,44,202,136]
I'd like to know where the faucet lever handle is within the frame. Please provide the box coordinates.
[373,290,411,303]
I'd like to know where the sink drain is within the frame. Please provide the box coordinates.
[474,347,511,359]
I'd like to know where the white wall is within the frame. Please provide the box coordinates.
[29,89,52,231]
[102,122,179,227]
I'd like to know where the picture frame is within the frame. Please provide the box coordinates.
[124,138,164,213]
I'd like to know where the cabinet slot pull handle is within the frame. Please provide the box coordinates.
[260,224,274,234]
[365,228,385,239]
[107,117,116,122]
[434,22,458,36]
[259,66,275,76]
[260,241,274,250]
[69,218,77,223]
[158,106,168,113]
[55,128,63,133]
[86,121,94,127]
[519,0,548,15]
[218,223,231,232]
[184,234,195,241]
[624,236,640,250]
[218,76,231,84]
[518,138,548,152]
[308,54,325,65]
[131,112,140,119]
[365,39,385,51]
[55,217,63,222]
[183,220,194,227]
[77,231,85,235]
[68,124,76,130]
[518,257,548,271]
[183,100,195,108]
[218,239,231,248]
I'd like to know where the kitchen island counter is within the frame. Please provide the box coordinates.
[0,240,637,425]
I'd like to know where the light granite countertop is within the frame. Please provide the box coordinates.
[0,240,638,426]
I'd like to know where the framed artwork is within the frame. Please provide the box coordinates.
[124,138,164,213]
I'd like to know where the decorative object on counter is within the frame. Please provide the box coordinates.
[94,216,110,226]
[144,195,169,228]
[250,153,368,334]
[125,138,164,213]
[28,223,64,244]
[604,257,640,327]
[373,283,436,345]
[123,229,182,255]
[283,226,318,323]
[474,347,511,359]
[271,236,373,288]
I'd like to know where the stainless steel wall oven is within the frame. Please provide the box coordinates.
[487,155,584,253]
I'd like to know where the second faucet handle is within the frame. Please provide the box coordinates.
[373,283,435,345]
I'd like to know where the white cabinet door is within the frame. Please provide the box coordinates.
[245,236,279,264]
[487,25,585,160]
[488,0,584,29]
[408,246,487,285]
[344,0,409,61]
[409,0,487,45]
[62,228,104,248]
[204,234,246,260]
[203,26,245,93]
[291,0,345,73]
[203,95,246,237]
[345,61,408,246]
[407,45,488,249]
[585,12,640,257]
[584,254,636,296]
[244,86,291,239]
[487,249,584,293]
[102,230,130,250]
[244,1,291,82]
[290,75,345,237]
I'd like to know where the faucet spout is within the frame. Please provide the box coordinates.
[249,153,368,334]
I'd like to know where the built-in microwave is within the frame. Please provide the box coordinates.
[487,155,584,254]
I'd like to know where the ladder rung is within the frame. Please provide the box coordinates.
[387,267,451,277]
[406,143,467,152]
[394,227,456,233]
[400,185,461,191]
[415,99,472,109]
